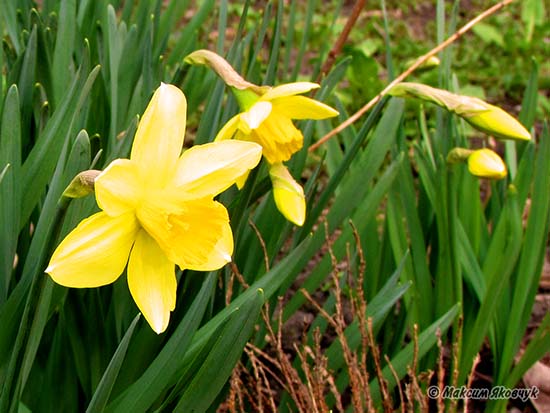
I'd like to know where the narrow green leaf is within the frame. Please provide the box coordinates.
[0,85,21,303]
[0,0,22,53]
[14,26,37,153]
[18,130,91,393]
[52,0,76,106]
[173,289,264,412]
[283,155,403,318]
[20,53,99,227]
[86,315,141,413]
[497,123,550,384]
[107,273,217,412]
[460,188,523,384]
[519,58,538,131]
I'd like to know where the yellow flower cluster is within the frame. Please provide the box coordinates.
[46,51,338,333]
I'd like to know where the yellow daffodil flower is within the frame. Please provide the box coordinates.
[467,148,507,179]
[215,81,339,164]
[185,50,338,226]
[46,84,262,334]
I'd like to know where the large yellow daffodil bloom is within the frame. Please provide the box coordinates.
[46,84,262,334]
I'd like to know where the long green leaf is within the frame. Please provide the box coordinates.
[107,273,217,412]
[86,315,141,413]
[173,289,264,412]
[0,85,21,303]
[51,0,76,106]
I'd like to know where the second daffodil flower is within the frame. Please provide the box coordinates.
[46,84,262,334]
[185,50,339,226]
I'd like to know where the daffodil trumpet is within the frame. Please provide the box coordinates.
[46,84,262,334]
[186,50,339,226]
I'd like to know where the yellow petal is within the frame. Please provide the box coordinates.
[215,113,240,141]
[202,220,234,271]
[95,159,143,216]
[46,212,139,287]
[127,230,176,334]
[261,82,320,101]
[465,103,531,141]
[130,83,187,187]
[269,163,306,226]
[171,140,262,199]
[271,96,338,120]
[240,101,272,132]
[252,114,303,164]
[467,148,507,179]
[235,169,250,189]
[138,198,232,271]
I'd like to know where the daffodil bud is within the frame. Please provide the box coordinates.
[269,163,306,226]
[62,170,101,198]
[467,148,507,179]
[185,49,266,94]
[389,82,531,141]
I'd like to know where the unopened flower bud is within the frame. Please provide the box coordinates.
[389,82,531,141]
[467,148,507,179]
[62,170,101,198]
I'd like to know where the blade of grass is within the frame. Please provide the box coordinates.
[51,0,76,106]
[86,314,140,413]
[173,289,264,412]
[106,272,217,412]
[0,85,21,304]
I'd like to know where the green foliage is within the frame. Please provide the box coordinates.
[0,1,548,412]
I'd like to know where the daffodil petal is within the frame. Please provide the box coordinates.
[130,83,187,187]
[272,96,339,119]
[235,169,250,189]
[240,101,272,131]
[171,140,262,198]
[95,159,142,216]
[202,220,234,270]
[215,113,240,141]
[269,163,306,226]
[128,230,176,334]
[139,199,232,271]
[261,82,320,101]
[46,212,139,287]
